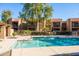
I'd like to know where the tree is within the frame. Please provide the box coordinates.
[20,3,53,31]
[1,10,12,23]
[19,12,26,21]
[43,4,52,28]
[33,4,44,31]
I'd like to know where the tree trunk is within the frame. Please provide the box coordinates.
[44,20,46,28]
[36,21,39,31]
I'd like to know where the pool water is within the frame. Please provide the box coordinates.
[14,37,79,48]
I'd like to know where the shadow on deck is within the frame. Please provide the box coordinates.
[52,52,79,56]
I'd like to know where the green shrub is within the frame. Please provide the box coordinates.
[23,30,32,35]
[13,30,53,36]
[42,27,50,32]
[12,32,17,36]
[31,31,51,35]
[18,30,32,35]
[18,30,24,35]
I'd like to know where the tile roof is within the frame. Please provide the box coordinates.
[0,22,5,26]
[51,18,62,22]
[68,18,79,21]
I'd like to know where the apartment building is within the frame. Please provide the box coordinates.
[7,18,37,31]
[7,18,26,31]
[51,18,79,35]
[51,18,62,34]
[7,18,79,35]
[67,18,79,35]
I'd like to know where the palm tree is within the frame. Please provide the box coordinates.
[20,3,53,32]
[1,10,12,23]
[43,4,53,29]
[34,4,43,31]
[20,3,43,31]
[19,12,26,21]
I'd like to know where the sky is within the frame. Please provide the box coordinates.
[0,3,79,21]
[0,3,23,20]
[52,3,79,20]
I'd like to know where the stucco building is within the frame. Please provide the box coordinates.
[51,18,79,35]
[6,18,79,36]
[0,22,13,39]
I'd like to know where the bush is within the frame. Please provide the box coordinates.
[18,30,24,35]
[18,30,32,35]
[13,30,53,36]
[23,30,32,35]
[31,31,53,35]
[42,27,50,32]
[12,32,17,36]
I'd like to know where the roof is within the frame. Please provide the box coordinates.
[7,18,19,23]
[68,18,79,22]
[0,22,6,26]
[11,18,19,22]
[51,18,62,22]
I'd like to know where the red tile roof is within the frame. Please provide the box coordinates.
[51,18,62,22]
[0,22,5,26]
[11,19,19,22]
[68,18,79,22]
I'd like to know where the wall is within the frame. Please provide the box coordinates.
[0,26,6,39]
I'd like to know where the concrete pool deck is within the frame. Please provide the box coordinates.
[0,39,16,56]
[12,46,79,56]
[0,36,32,56]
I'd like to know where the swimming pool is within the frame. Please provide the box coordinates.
[14,37,79,48]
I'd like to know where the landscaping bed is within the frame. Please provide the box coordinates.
[12,30,53,36]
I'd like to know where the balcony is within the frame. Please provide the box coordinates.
[53,22,60,27]
[52,27,60,32]
[12,22,18,31]
[72,28,79,31]
[62,22,67,31]
[72,22,79,27]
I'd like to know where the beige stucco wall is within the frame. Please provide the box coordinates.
[10,29,14,36]
[0,25,13,39]
[60,21,62,32]
[0,26,6,39]
[7,26,11,36]
[18,19,26,26]
[67,20,70,32]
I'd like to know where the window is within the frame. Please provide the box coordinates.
[53,22,60,27]
[62,23,67,31]
[72,22,79,27]
[12,22,18,28]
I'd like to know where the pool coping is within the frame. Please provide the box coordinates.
[31,35,79,38]
[12,46,79,56]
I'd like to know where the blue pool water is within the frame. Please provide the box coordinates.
[14,37,79,48]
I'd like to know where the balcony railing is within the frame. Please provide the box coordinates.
[52,28,60,32]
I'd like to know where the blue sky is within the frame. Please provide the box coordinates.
[0,3,23,20]
[52,3,79,20]
[0,3,79,20]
